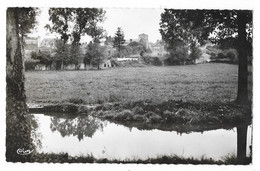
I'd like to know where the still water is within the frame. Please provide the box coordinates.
[28,113,252,160]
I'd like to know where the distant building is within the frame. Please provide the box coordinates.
[102,60,112,68]
[149,40,167,57]
[24,37,58,59]
[38,38,57,55]
[138,33,149,49]
[24,37,39,59]
[116,55,140,62]
[139,33,148,42]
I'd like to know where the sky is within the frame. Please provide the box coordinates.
[31,8,164,43]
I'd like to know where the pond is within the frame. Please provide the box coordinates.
[27,113,252,161]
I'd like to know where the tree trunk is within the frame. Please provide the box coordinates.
[237,125,248,164]
[6,8,33,162]
[98,56,100,70]
[236,11,249,105]
[61,60,64,70]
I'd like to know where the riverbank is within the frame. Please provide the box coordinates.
[28,99,252,131]
[30,152,251,164]
[25,64,252,127]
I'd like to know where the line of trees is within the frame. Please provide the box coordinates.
[28,40,107,70]
[25,8,107,71]
[45,8,106,70]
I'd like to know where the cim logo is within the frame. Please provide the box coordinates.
[17,148,34,155]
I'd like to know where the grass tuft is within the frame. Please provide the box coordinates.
[30,152,251,164]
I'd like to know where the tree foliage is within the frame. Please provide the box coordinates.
[73,8,106,44]
[113,27,126,54]
[104,36,114,45]
[46,8,106,69]
[160,9,253,104]
[164,46,189,65]
[53,39,70,69]
[160,9,252,55]
[32,50,53,68]
[46,8,106,44]
[46,8,74,44]
[70,45,83,69]
[189,41,202,62]
[17,8,39,38]
[127,41,146,55]
[85,41,105,69]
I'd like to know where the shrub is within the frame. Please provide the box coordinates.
[140,51,145,57]
[151,57,163,66]
[164,55,182,65]
[189,42,202,63]
[209,52,216,59]
[145,111,157,118]
[149,115,163,123]
[217,53,226,59]
[226,51,236,62]
[116,110,134,121]
[141,55,151,64]
[67,98,85,104]
[133,115,146,121]
[164,47,189,65]
[145,111,163,122]
[24,59,39,71]
[162,110,172,120]
[132,106,144,114]
[108,93,120,102]
[110,59,120,67]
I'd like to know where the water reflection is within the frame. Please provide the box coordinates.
[50,115,105,141]
[28,113,252,162]
[26,114,43,150]
[237,125,251,164]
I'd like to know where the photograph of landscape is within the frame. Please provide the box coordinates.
[5,4,254,167]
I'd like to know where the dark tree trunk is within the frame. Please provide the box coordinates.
[6,8,33,162]
[237,125,248,164]
[236,11,249,105]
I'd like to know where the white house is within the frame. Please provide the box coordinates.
[116,55,140,62]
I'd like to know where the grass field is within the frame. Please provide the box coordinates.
[25,63,252,106]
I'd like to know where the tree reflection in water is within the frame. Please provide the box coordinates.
[237,124,252,164]
[50,115,105,141]
[26,114,43,150]
[27,113,252,163]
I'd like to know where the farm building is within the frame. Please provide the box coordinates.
[116,55,140,62]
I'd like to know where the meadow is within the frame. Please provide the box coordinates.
[25,63,251,106]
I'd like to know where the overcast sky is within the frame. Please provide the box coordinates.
[32,7,164,43]
[103,8,164,43]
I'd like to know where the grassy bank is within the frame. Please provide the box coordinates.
[25,63,252,105]
[91,100,251,124]
[28,99,251,131]
[30,152,251,165]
